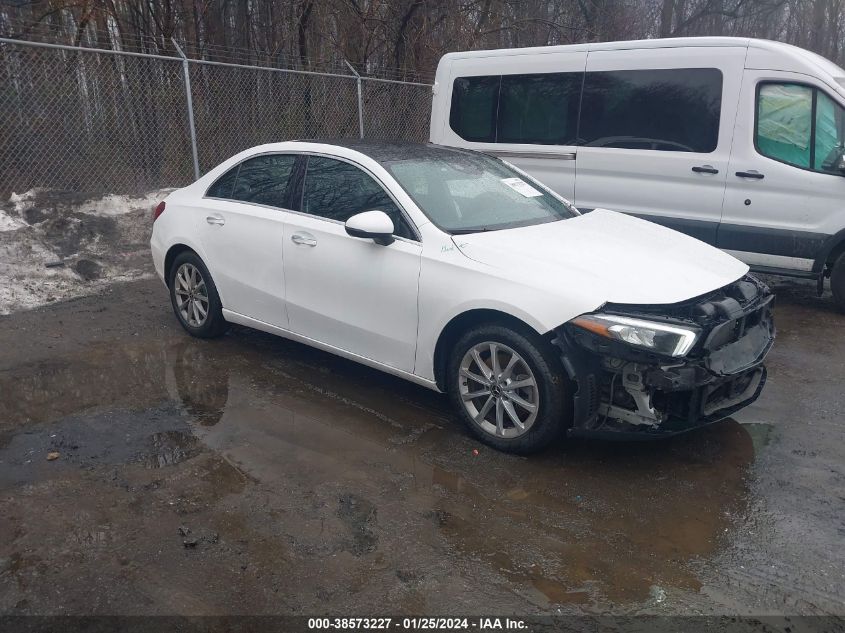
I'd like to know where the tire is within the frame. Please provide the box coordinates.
[168,251,229,338]
[832,252,845,312]
[447,324,570,454]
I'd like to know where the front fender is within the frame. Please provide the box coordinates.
[414,251,604,382]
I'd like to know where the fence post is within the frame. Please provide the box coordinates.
[172,38,201,180]
[345,60,364,139]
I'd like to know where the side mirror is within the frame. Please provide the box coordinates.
[835,151,845,175]
[345,210,395,245]
[822,147,845,175]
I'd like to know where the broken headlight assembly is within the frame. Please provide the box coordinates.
[570,314,700,358]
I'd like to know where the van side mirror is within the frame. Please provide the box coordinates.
[345,210,395,245]
[822,147,845,175]
[835,151,845,175]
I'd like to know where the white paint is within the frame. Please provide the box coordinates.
[723,249,815,271]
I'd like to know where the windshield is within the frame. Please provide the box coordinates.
[382,151,576,233]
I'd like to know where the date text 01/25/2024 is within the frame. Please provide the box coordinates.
[307,617,528,630]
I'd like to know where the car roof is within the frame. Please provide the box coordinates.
[295,139,480,163]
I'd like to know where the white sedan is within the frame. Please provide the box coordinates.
[150,141,775,453]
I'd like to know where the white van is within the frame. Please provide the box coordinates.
[429,37,845,309]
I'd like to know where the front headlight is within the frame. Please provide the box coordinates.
[570,314,700,357]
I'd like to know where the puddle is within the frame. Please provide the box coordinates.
[0,330,757,609]
[741,422,775,454]
[142,431,200,469]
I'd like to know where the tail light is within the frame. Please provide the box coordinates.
[153,201,166,222]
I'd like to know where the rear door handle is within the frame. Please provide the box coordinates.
[735,170,765,180]
[206,215,225,225]
[291,232,317,247]
[692,165,719,174]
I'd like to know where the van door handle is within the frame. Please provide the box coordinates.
[291,232,317,247]
[206,215,225,226]
[735,170,765,180]
[692,165,719,174]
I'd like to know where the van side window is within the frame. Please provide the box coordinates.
[756,83,845,173]
[756,84,812,168]
[579,68,722,153]
[450,76,499,142]
[814,91,845,172]
[498,73,581,145]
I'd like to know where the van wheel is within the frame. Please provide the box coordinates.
[832,252,845,312]
[169,251,229,338]
[447,324,570,454]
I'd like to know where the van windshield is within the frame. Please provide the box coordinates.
[382,152,576,234]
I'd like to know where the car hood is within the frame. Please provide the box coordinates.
[453,208,749,307]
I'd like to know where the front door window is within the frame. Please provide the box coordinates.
[756,82,845,173]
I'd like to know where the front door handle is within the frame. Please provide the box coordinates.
[291,232,317,247]
[735,170,765,180]
[692,165,719,174]
[206,215,225,226]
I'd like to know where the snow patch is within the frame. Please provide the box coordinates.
[8,188,47,213]
[74,190,168,217]
[0,209,27,232]
[0,237,80,313]
[0,188,174,315]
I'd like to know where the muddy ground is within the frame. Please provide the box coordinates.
[0,273,843,618]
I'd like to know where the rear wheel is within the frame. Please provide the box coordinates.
[168,251,228,338]
[832,252,845,312]
[447,324,569,454]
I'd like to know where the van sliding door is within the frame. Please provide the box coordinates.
[439,51,587,202]
[573,47,744,244]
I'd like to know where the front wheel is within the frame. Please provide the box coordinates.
[447,324,570,454]
[168,251,229,338]
[831,252,845,312]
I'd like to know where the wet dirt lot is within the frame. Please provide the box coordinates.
[0,276,843,617]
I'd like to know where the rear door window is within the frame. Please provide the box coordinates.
[230,154,297,208]
[579,68,723,153]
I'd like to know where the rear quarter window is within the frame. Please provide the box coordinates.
[206,165,239,199]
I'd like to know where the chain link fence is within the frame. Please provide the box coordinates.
[0,38,433,199]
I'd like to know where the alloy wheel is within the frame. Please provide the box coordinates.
[458,341,539,438]
[174,263,209,328]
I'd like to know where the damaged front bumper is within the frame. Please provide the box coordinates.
[554,275,775,439]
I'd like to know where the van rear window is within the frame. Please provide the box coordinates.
[449,73,581,145]
[449,76,499,143]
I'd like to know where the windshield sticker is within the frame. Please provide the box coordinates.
[501,177,543,198]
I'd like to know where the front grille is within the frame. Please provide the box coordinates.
[702,293,774,352]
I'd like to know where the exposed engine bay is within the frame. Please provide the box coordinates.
[555,275,775,437]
